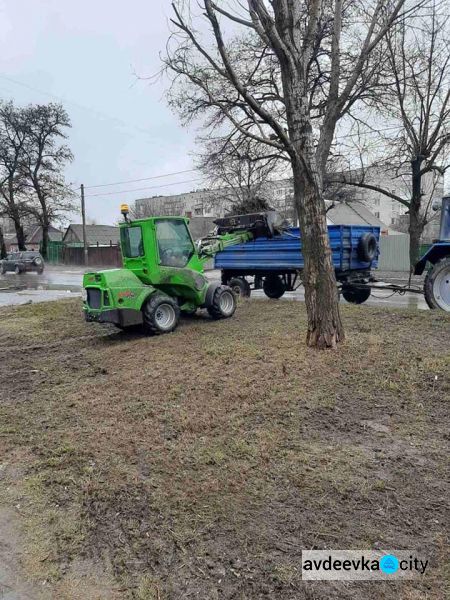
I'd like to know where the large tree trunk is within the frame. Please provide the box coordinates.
[279,60,344,348]
[0,225,6,259]
[408,207,423,272]
[409,156,424,271]
[12,215,26,251]
[41,225,49,259]
[292,161,344,348]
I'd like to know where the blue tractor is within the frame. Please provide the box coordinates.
[415,195,450,311]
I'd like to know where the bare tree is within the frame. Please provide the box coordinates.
[198,136,284,209]
[165,0,420,348]
[21,103,74,259]
[0,219,6,259]
[332,2,449,268]
[0,101,28,250]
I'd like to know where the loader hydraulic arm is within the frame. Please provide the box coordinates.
[197,231,254,262]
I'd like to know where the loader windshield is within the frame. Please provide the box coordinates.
[156,219,194,267]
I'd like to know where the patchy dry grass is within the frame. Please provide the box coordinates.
[0,298,449,599]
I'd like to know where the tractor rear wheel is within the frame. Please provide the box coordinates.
[228,277,251,298]
[263,275,286,299]
[143,293,180,335]
[207,285,236,319]
[424,258,450,311]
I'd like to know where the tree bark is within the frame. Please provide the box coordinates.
[409,156,424,270]
[0,225,6,259]
[12,215,26,251]
[280,67,344,348]
[293,161,344,348]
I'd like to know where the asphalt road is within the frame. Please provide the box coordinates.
[0,265,429,310]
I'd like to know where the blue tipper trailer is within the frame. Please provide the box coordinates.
[215,224,380,304]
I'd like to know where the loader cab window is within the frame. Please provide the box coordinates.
[156,219,194,267]
[120,226,143,258]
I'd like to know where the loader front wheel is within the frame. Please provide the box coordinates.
[207,285,236,319]
[143,293,180,335]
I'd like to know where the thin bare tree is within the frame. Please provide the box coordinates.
[21,103,74,259]
[198,136,285,208]
[332,2,449,268]
[165,0,422,347]
[0,101,28,250]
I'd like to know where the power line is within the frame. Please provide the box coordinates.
[85,177,204,198]
[83,168,197,190]
[0,74,157,139]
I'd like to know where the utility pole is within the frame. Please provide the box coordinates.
[80,184,88,266]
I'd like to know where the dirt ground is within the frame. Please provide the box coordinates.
[0,298,448,599]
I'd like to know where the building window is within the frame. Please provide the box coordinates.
[374,198,380,206]
[375,211,380,219]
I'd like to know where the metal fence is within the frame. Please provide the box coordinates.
[378,235,410,271]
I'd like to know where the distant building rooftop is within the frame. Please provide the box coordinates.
[63,224,120,246]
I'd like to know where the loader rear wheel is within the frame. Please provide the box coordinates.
[263,275,286,299]
[424,258,450,311]
[228,277,251,298]
[207,285,236,319]
[143,293,180,335]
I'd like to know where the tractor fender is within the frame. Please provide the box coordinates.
[414,242,450,275]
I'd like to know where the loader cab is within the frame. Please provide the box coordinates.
[119,214,203,285]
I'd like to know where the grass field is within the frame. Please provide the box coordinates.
[0,298,448,599]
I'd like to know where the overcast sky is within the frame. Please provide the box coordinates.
[0,0,202,224]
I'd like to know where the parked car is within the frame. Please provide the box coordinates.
[0,251,45,274]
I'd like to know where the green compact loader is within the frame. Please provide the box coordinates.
[82,205,277,334]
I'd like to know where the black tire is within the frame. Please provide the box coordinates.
[342,285,371,304]
[357,233,378,263]
[228,277,251,298]
[207,285,237,319]
[263,275,286,299]
[142,293,180,335]
[424,257,450,311]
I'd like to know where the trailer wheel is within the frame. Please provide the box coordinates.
[424,257,450,311]
[228,277,251,298]
[357,233,377,262]
[143,293,180,335]
[207,285,237,319]
[342,285,371,304]
[263,275,286,299]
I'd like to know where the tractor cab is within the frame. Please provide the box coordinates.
[415,195,450,310]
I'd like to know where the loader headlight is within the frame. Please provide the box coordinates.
[82,288,87,302]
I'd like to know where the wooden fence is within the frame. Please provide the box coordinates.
[62,245,122,267]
